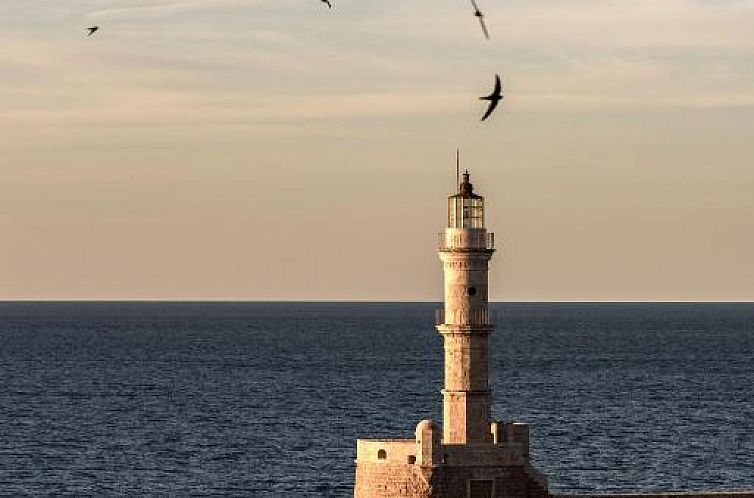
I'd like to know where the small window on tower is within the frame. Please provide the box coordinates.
[377,449,387,460]
[467,286,477,296]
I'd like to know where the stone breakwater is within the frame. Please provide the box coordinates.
[554,492,754,498]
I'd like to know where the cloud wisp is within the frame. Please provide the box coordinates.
[87,0,268,19]
[1,0,753,134]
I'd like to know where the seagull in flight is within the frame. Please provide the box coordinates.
[470,0,489,39]
[86,26,99,36]
[480,74,503,121]
[321,0,332,8]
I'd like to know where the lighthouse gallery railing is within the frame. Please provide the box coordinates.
[437,232,494,251]
[435,308,494,326]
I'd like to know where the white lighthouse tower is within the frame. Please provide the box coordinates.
[353,169,547,498]
[437,170,495,445]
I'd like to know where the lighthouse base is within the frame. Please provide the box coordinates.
[354,421,547,498]
[354,458,548,498]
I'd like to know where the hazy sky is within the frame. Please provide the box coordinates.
[1,0,753,300]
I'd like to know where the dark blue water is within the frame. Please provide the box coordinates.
[0,303,751,496]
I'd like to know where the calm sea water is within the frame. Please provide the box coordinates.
[0,302,751,496]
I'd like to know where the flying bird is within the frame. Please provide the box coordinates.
[479,74,503,121]
[321,0,332,8]
[86,26,99,36]
[470,0,489,39]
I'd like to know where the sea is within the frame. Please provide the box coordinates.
[0,302,751,496]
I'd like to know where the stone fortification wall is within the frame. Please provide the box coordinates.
[354,462,548,498]
[354,462,433,498]
[428,464,549,498]
[354,420,547,497]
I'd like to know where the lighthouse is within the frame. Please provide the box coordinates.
[353,170,548,498]
[437,170,495,445]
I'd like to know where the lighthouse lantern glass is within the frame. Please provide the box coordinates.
[448,196,484,229]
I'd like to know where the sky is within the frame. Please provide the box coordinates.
[1,0,753,301]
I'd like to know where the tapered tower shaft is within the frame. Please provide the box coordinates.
[354,169,547,498]
[436,171,495,444]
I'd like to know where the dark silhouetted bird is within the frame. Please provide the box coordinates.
[87,26,99,36]
[470,0,489,39]
[321,0,332,8]
[480,74,503,121]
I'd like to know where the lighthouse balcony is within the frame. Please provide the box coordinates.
[438,230,495,251]
[435,308,494,326]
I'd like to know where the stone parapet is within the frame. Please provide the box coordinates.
[356,439,417,465]
[491,422,529,459]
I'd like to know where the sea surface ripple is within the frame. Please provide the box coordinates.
[0,302,751,496]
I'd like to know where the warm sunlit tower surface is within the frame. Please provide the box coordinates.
[437,171,496,444]
[353,170,547,498]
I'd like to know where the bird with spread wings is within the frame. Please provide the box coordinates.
[470,0,489,39]
[480,74,503,121]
